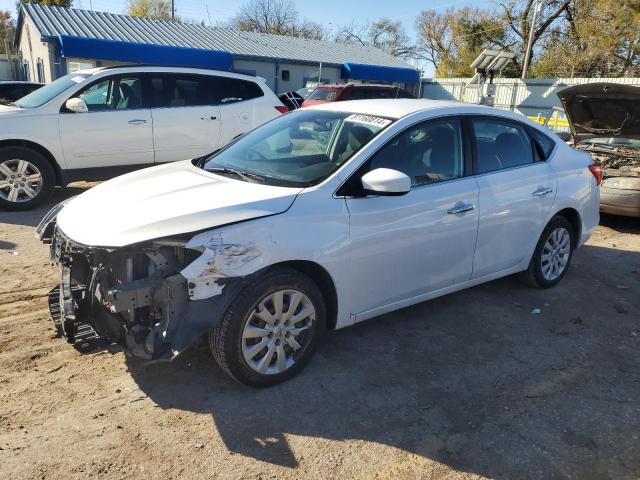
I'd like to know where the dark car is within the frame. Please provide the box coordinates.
[0,81,45,103]
[301,83,415,107]
[559,83,640,217]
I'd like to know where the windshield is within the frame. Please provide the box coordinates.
[307,87,342,102]
[16,73,91,109]
[202,109,393,187]
[579,137,640,150]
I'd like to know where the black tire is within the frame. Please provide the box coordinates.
[210,267,326,388]
[519,215,575,289]
[0,146,55,211]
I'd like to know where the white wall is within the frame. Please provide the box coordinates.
[17,15,56,83]
[421,77,640,117]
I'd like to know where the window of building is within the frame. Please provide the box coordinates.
[36,58,45,83]
[68,61,95,73]
[281,70,290,81]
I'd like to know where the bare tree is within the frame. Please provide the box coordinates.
[231,0,325,40]
[336,18,417,59]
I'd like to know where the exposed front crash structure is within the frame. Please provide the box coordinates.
[36,205,263,360]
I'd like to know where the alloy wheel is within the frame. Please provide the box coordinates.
[241,289,316,375]
[541,227,571,281]
[0,159,43,203]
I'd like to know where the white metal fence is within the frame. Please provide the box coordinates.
[421,77,640,117]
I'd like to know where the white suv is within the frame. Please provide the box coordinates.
[0,66,285,210]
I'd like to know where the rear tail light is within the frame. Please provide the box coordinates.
[275,105,288,114]
[588,164,603,186]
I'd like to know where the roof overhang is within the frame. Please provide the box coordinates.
[341,63,419,84]
[57,35,234,71]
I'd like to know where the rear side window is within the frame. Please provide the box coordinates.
[472,119,535,174]
[529,128,556,159]
[216,77,263,103]
[147,74,216,107]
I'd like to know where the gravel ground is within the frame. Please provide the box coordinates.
[0,185,639,480]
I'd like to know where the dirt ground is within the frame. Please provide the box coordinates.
[1,185,639,480]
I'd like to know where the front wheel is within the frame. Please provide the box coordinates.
[520,216,575,288]
[0,147,55,211]
[210,268,326,387]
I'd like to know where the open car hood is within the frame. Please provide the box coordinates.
[558,83,640,141]
[56,160,302,248]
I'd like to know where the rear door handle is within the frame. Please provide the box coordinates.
[447,203,476,215]
[532,186,553,196]
[128,119,147,125]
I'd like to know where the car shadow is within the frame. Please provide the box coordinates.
[0,183,96,228]
[600,213,640,234]
[127,244,640,478]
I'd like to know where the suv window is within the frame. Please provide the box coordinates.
[366,118,464,187]
[147,74,216,107]
[472,119,534,173]
[76,76,142,111]
[218,77,263,104]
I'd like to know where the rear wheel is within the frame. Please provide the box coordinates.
[210,268,326,387]
[0,147,55,211]
[520,216,575,288]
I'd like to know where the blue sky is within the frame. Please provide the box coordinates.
[1,0,497,75]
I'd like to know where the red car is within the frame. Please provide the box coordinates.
[301,83,415,107]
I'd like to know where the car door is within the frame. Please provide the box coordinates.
[470,117,557,278]
[344,117,479,315]
[147,73,221,163]
[59,74,154,169]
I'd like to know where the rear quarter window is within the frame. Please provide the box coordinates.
[529,128,556,159]
[216,77,264,103]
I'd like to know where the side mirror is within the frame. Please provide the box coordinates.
[361,168,411,196]
[65,97,88,113]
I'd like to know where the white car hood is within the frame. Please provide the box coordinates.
[0,105,22,116]
[56,160,302,247]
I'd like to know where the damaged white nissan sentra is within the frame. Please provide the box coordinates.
[37,99,600,387]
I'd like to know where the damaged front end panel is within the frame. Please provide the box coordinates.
[37,217,245,360]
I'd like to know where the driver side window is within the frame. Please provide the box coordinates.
[367,118,464,187]
[76,76,142,111]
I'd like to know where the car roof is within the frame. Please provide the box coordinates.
[73,65,265,83]
[0,81,44,85]
[308,98,505,119]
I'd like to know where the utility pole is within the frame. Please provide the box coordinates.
[171,0,175,21]
[521,0,541,79]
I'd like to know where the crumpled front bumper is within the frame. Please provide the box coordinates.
[37,204,237,360]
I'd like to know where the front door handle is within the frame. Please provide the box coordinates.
[532,186,553,196]
[128,119,147,125]
[447,203,476,215]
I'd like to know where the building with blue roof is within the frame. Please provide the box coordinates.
[14,3,419,93]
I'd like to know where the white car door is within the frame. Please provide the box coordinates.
[147,74,221,163]
[59,74,154,169]
[470,117,557,278]
[344,118,479,315]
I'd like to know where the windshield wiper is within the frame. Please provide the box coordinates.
[206,167,266,183]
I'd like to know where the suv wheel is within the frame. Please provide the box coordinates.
[0,147,55,211]
[520,216,575,288]
[210,267,326,387]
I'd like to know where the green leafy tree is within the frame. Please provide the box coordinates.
[21,0,73,6]
[533,0,640,77]
[1,10,16,55]
[416,7,517,77]
[127,0,176,21]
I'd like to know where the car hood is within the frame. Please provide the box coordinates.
[56,160,302,248]
[0,104,22,116]
[558,83,640,141]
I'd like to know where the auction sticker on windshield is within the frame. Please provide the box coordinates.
[345,114,392,128]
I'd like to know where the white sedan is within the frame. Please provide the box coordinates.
[37,99,600,387]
